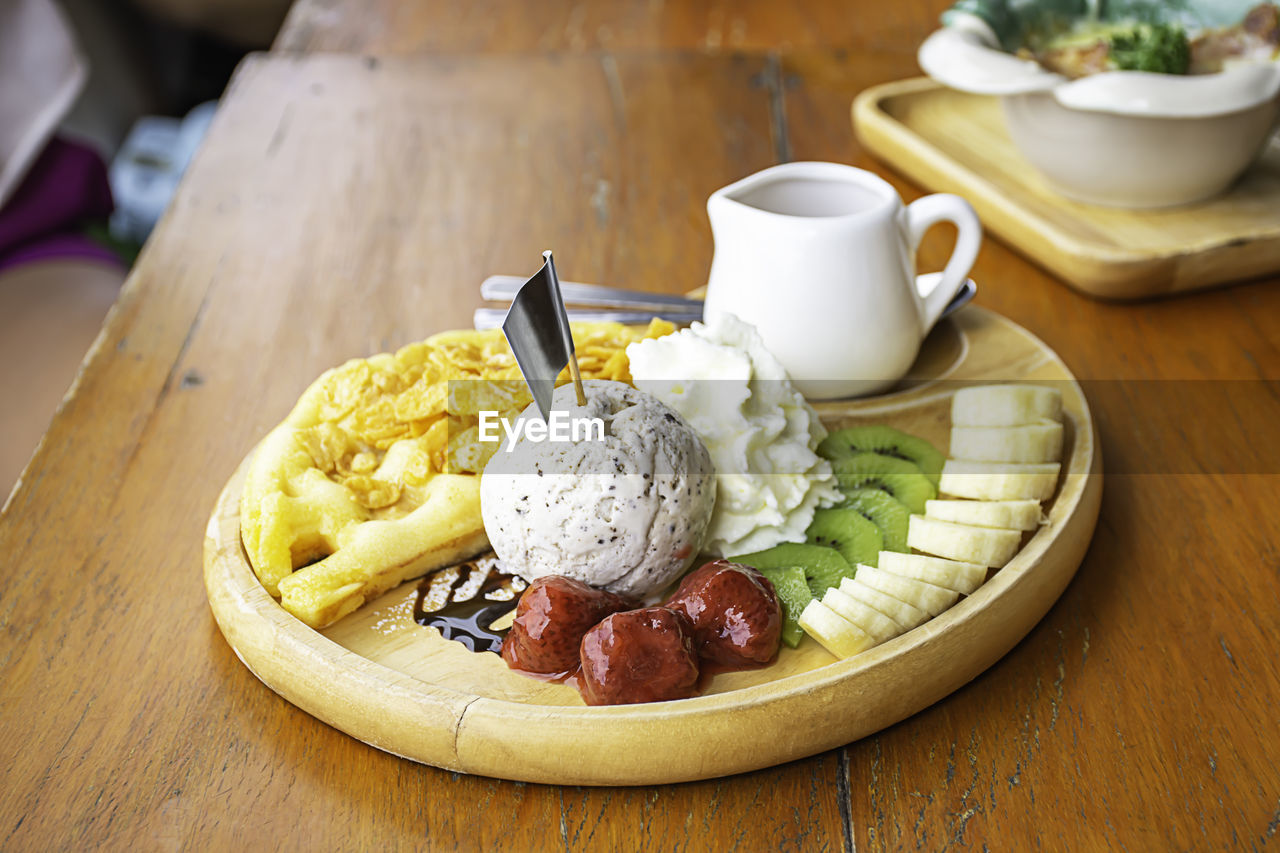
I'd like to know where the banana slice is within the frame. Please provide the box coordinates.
[838,577,929,630]
[938,460,1061,501]
[952,385,1062,427]
[876,551,988,595]
[822,586,903,644]
[949,421,1063,464]
[907,515,1022,567]
[798,600,875,658]
[853,564,960,617]
[924,498,1043,531]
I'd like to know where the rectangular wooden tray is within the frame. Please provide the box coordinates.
[853,77,1280,300]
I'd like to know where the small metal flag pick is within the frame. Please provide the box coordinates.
[500,250,588,422]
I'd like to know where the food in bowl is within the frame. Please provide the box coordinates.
[919,0,1280,207]
[1023,4,1278,77]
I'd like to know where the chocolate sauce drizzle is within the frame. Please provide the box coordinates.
[412,553,525,653]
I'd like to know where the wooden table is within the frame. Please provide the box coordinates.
[3,2,1278,849]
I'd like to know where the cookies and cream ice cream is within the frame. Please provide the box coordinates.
[480,380,715,599]
[626,314,839,556]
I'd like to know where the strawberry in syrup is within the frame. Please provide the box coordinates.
[664,560,782,667]
[578,607,701,705]
[500,576,629,676]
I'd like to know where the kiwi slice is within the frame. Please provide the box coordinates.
[733,542,854,599]
[806,507,883,569]
[830,452,937,515]
[753,565,812,648]
[818,425,945,487]
[836,488,910,553]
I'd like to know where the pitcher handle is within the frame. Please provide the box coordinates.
[904,194,982,331]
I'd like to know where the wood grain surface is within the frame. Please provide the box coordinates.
[1,1,1278,849]
[274,0,955,56]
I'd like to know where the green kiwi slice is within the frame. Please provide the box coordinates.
[732,542,854,599]
[836,487,910,553]
[752,565,812,648]
[830,452,937,515]
[818,425,945,487]
[805,507,883,569]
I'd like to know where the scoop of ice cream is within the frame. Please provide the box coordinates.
[626,314,839,556]
[480,380,716,599]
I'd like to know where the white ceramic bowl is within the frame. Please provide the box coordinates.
[918,13,1280,208]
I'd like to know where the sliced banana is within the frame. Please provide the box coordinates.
[798,599,875,658]
[924,498,1043,531]
[907,515,1022,567]
[822,586,903,644]
[951,384,1062,427]
[853,564,959,617]
[938,460,1061,501]
[838,577,929,630]
[876,551,988,595]
[949,420,1063,464]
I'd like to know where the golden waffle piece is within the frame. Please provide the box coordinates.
[240,319,674,628]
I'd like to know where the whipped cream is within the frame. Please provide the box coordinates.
[626,314,839,556]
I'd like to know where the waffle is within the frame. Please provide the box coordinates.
[240,320,673,628]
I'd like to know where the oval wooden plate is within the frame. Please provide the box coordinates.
[204,305,1101,785]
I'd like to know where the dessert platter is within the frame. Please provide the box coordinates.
[204,303,1101,785]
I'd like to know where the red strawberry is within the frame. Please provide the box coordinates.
[501,576,629,676]
[578,607,700,705]
[664,560,782,667]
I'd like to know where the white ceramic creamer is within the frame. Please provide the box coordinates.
[703,162,982,399]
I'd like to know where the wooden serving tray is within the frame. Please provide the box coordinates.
[204,305,1101,785]
[853,78,1280,300]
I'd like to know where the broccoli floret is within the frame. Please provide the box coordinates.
[1108,22,1191,74]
